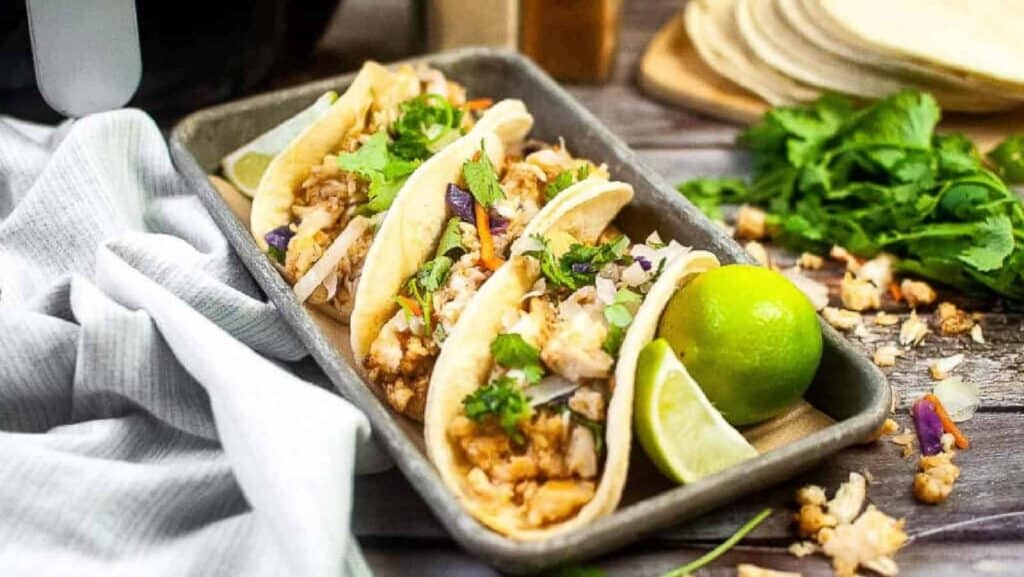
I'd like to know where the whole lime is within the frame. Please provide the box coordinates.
[657,264,822,426]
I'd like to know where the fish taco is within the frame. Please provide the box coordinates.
[424,190,720,538]
[350,138,616,420]
[250,62,505,321]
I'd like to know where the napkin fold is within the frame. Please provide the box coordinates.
[0,109,380,577]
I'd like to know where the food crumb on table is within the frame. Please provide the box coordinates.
[900,279,937,308]
[899,311,930,347]
[936,302,975,336]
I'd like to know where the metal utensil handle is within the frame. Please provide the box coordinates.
[26,0,142,118]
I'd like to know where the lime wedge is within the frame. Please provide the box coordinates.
[634,339,757,484]
[221,90,338,198]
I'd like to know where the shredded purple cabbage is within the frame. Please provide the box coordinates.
[636,256,652,271]
[912,397,944,456]
[445,183,476,224]
[489,212,509,234]
[571,262,593,274]
[264,226,294,252]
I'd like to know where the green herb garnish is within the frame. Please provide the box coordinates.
[338,131,420,214]
[491,333,545,384]
[267,245,285,264]
[524,234,630,291]
[390,94,464,161]
[545,164,593,201]
[677,90,1024,301]
[462,376,532,443]
[462,142,505,207]
[435,217,465,259]
[988,134,1024,184]
[403,255,454,334]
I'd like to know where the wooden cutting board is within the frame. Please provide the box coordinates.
[639,12,1024,151]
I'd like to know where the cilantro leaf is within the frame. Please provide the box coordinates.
[676,178,749,219]
[266,244,285,264]
[338,131,421,214]
[462,142,504,207]
[545,170,575,201]
[462,376,532,443]
[491,333,545,384]
[415,256,453,293]
[435,217,465,259]
[403,255,454,335]
[338,131,389,174]
[545,163,595,201]
[989,134,1024,184]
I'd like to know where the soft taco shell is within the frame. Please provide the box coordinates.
[425,181,720,539]
[251,62,393,251]
[348,99,534,362]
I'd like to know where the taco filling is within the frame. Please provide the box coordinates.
[445,230,688,528]
[264,66,487,316]
[365,141,607,419]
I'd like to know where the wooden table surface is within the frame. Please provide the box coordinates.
[276,1,1024,575]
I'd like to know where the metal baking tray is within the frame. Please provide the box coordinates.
[170,47,889,574]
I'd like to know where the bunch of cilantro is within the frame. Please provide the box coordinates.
[678,91,1024,302]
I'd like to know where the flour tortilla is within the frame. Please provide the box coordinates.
[819,0,1024,94]
[736,0,1020,112]
[251,62,392,251]
[684,0,817,105]
[425,183,721,539]
[784,0,1011,93]
[348,99,535,362]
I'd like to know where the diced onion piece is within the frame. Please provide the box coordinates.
[293,216,372,303]
[526,375,580,407]
[620,262,649,287]
[595,276,617,304]
[932,377,979,423]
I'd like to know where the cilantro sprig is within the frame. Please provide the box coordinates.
[677,90,1024,301]
[462,376,532,443]
[491,333,545,384]
[399,219,465,335]
[524,234,630,290]
[545,164,591,201]
[462,142,504,207]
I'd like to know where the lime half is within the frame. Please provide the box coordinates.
[221,90,338,198]
[634,339,757,484]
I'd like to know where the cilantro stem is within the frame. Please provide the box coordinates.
[657,508,772,577]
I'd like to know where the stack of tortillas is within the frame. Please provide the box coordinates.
[685,0,1024,111]
[639,0,1024,146]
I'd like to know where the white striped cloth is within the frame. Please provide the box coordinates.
[0,109,383,576]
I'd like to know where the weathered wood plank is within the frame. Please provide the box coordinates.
[361,540,1024,577]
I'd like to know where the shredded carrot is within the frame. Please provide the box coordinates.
[475,202,504,271]
[889,282,903,302]
[924,393,970,450]
[396,295,422,317]
[465,97,493,111]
